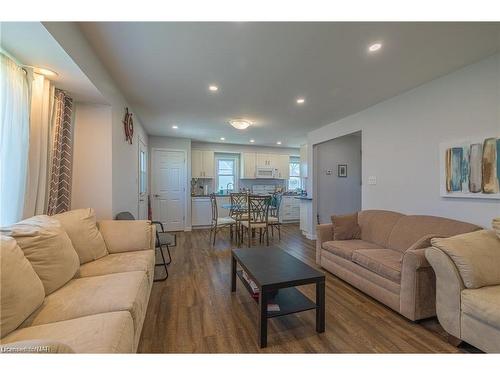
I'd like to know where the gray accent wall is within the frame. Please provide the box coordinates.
[315,133,362,223]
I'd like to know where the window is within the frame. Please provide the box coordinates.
[216,155,239,193]
[288,157,301,191]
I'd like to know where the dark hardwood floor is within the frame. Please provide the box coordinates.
[138,224,464,353]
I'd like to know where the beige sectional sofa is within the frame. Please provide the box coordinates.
[426,229,500,353]
[316,210,480,321]
[0,209,155,353]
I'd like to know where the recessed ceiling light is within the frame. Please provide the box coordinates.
[220,137,225,141]
[368,42,382,52]
[229,119,251,130]
[276,141,282,145]
[33,67,58,77]
[172,125,178,129]
[209,85,218,92]
[249,139,255,143]
[296,98,305,104]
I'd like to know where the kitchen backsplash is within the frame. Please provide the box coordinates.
[191,178,287,195]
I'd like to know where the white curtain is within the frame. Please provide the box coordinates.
[23,72,55,217]
[0,54,30,226]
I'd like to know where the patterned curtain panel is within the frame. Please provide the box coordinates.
[47,89,74,215]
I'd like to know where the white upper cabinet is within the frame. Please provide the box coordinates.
[241,152,256,179]
[275,155,290,179]
[192,150,214,178]
[256,153,271,168]
[300,144,308,178]
[202,151,214,178]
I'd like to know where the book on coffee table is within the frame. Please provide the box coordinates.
[267,303,280,312]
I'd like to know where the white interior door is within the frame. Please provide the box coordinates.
[138,138,148,220]
[152,149,186,231]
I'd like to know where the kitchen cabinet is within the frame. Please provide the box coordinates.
[300,144,308,178]
[240,152,256,179]
[192,150,215,178]
[275,155,290,179]
[192,196,230,227]
[279,196,299,222]
[256,153,273,168]
[255,153,289,179]
[191,197,212,226]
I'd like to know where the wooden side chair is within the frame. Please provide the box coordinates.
[268,193,283,240]
[209,194,236,246]
[240,195,271,247]
[115,211,171,281]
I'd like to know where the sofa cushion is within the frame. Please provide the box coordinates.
[79,250,155,285]
[493,218,500,239]
[0,312,134,353]
[21,271,150,337]
[352,248,403,283]
[97,220,153,253]
[7,215,80,295]
[53,208,108,264]
[0,236,45,338]
[331,213,361,240]
[431,230,500,289]
[357,210,404,248]
[387,215,480,252]
[462,286,500,330]
[322,239,380,261]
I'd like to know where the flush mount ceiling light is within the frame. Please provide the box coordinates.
[276,141,282,145]
[172,125,178,129]
[368,42,382,52]
[209,85,218,92]
[249,139,255,143]
[220,137,225,141]
[229,119,251,130]
[296,97,305,104]
[32,67,58,77]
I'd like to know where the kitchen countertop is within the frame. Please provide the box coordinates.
[294,196,313,201]
[192,193,302,198]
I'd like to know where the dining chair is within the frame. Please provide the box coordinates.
[268,193,283,240]
[209,194,236,246]
[230,192,248,243]
[115,211,171,281]
[240,195,271,247]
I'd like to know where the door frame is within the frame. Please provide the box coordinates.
[137,137,148,220]
[151,147,188,231]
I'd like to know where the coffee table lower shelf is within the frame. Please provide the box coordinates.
[236,270,316,318]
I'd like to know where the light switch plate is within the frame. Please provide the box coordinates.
[368,176,377,185]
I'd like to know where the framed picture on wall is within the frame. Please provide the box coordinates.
[338,164,347,177]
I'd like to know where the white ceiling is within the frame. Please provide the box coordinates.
[1,22,105,104]
[78,22,500,147]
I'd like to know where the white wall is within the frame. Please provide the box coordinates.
[44,22,149,219]
[149,136,192,230]
[72,103,113,219]
[308,53,500,228]
[315,133,362,223]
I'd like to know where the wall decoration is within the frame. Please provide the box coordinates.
[338,164,347,177]
[440,136,500,199]
[123,107,134,144]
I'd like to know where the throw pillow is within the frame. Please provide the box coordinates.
[7,215,80,295]
[0,235,45,338]
[53,208,108,264]
[331,213,361,241]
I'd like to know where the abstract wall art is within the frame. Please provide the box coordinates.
[440,136,500,199]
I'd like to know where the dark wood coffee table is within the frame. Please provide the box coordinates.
[231,246,325,348]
